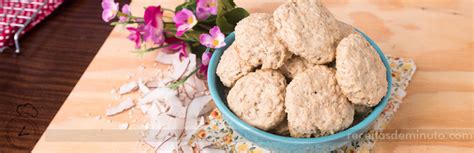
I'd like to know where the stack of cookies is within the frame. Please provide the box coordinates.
[216,0,387,138]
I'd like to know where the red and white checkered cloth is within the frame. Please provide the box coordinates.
[0,0,63,48]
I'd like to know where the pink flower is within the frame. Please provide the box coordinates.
[173,9,197,37]
[143,24,165,45]
[127,26,143,49]
[144,5,162,27]
[201,51,212,66]
[199,26,226,49]
[101,0,119,22]
[196,0,217,20]
[119,4,130,23]
[163,37,189,59]
[143,5,165,45]
[198,51,213,77]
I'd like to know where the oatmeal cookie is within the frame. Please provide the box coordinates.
[279,56,315,79]
[337,21,355,42]
[216,44,253,87]
[273,0,340,64]
[270,119,290,136]
[227,70,287,130]
[235,13,291,69]
[335,33,388,106]
[285,65,354,137]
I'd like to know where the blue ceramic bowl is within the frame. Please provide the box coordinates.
[207,30,392,152]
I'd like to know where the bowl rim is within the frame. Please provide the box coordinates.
[207,30,392,144]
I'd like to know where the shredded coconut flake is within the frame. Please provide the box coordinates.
[106,51,215,152]
[106,98,135,116]
[119,123,129,130]
[119,81,138,95]
[155,52,175,64]
[138,78,150,95]
[171,54,190,79]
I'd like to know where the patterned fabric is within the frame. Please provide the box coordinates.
[189,57,417,152]
[0,0,63,48]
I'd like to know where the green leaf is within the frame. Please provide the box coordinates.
[223,7,249,26]
[191,43,208,57]
[198,15,217,25]
[217,0,235,18]
[215,0,249,33]
[216,17,233,34]
[175,0,197,12]
[192,24,211,33]
[186,30,205,41]
[216,7,249,34]
[164,22,177,32]
[218,0,236,11]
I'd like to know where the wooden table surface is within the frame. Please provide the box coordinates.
[0,0,128,152]
[33,0,473,152]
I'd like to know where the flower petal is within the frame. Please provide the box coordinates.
[201,51,212,66]
[175,30,185,37]
[196,9,210,20]
[121,4,130,14]
[101,0,114,9]
[210,26,225,39]
[102,10,115,22]
[196,0,217,20]
[143,23,165,45]
[209,7,217,15]
[172,13,186,25]
[199,34,213,48]
[214,40,226,48]
[101,0,118,22]
[198,64,209,78]
[126,27,142,48]
[209,26,226,48]
[179,43,190,58]
[173,9,197,36]
[144,5,162,27]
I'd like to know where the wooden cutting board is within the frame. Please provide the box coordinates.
[33,0,473,152]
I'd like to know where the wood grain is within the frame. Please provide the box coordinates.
[0,0,129,152]
[32,0,474,152]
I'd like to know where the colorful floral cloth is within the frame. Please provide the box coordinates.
[189,57,416,152]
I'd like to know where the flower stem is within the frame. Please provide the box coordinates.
[110,21,144,26]
[117,11,141,19]
[162,8,176,13]
[168,67,200,90]
[181,33,199,42]
[132,43,178,54]
[198,24,212,30]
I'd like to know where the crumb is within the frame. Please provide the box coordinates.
[127,73,135,79]
[110,89,116,95]
[138,65,145,72]
[119,123,129,130]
